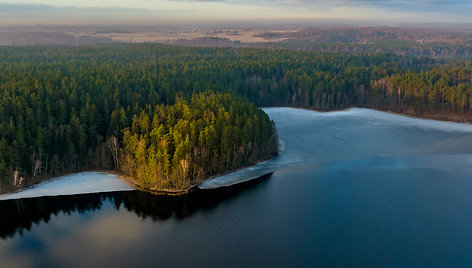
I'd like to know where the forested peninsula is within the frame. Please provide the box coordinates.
[1,44,472,193]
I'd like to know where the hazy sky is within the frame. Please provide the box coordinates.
[0,0,471,25]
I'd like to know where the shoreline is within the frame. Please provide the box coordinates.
[0,152,279,198]
[3,106,470,198]
[0,169,120,196]
[262,105,472,125]
[0,171,135,201]
[119,153,278,196]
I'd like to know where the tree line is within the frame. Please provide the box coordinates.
[0,44,471,192]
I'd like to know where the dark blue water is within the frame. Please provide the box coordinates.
[2,108,472,267]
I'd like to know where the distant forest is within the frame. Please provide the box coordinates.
[0,44,471,192]
[251,27,472,59]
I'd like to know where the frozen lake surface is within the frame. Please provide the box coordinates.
[200,107,472,189]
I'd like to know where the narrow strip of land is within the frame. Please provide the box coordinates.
[0,172,134,201]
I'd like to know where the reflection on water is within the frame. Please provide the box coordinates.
[0,174,272,239]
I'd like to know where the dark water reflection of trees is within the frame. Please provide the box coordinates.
[0,173,272,239]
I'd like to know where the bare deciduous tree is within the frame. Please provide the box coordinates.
[107,136,120,169]
[13,170,24,188]
[32,152,42,178]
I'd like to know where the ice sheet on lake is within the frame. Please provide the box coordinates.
[0,172,135,201]
[198,160,277,189]
[270,107,472,133]
[199,107,472,189]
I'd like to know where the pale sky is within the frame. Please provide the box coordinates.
[0,0,471,25]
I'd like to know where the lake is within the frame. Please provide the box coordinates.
[2,107,472,267]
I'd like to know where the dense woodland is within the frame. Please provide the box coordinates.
[0,45,283,192]
[0,44,471,192]
[120,93,277,190]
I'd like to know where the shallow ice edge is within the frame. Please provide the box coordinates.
[0,172,135,201]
